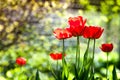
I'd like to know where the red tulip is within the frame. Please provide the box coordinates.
[53,28,72,40]
[83,26,104,39]
[100,43,113,52]
[16,57,26,66]
[50,53,66,60]
[68,16,86,36]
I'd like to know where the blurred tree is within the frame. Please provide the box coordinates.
[100,0,120,42]
[0,0,68,50]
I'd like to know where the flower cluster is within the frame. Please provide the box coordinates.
[13,16,114,80]
[53,16,104,41]
[51,16,104,61]
[50,16,114,80]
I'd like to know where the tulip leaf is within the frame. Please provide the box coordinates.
[35,70,40,80]
[62,64,69,80]
[68,73,74,80]
[75,59,92,80]
[74,64,78,79]
[112,65,117,80]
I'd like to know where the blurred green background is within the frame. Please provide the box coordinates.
[0,0,120,80]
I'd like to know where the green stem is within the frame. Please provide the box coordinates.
[83,39,90,65]
[50,63,58,79]
[92,39,96,78]
[62,39,65,66]
[56,60,58,80]
[87,39,90,53]
[21,66,23,73]
[106,52,109,80]
[57,60,58,71]
[92,39,96,63]
[76,37,78,68]
[62,39,65,80]
[76,36,80,69]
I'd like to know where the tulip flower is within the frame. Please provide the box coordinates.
[68,16,86,37]
[53,28,72,40]
[100,43,113,80]
[16,57,26,66]
[83,26,104,78]
[68,16,86,69]
[50,53,66,79]
[100,43,113,52]
[83,26,104,39]
[53,28,70,79]
[50,53,66,60]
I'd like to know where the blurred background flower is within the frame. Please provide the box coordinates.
[16,57,26,66]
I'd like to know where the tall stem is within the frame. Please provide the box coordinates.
[87,39,90,52]
[92,39,96,78]
[106,52,109,79]
[76,36,80,69]
[62,39,65,80]
[56,60,58,80]
[92,39,96,63]
[62,39,65,66]
[83,39,90,65]
[57,60,58,71]
[76,37,78,67]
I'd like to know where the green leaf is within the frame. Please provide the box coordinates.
[112,65,117,80]
[74,64,78,79]
[117,0,120,6]
[78,58,92,80]
[83,49,88,62]
[94,77,102,80]
[35,70,40,80]
[68,73,74,80]
[62,64,69,80]
[112,6,119,12]
[79,67,90,80]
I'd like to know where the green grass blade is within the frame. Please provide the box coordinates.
[112,65,117,80]
[35,70,40,80]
